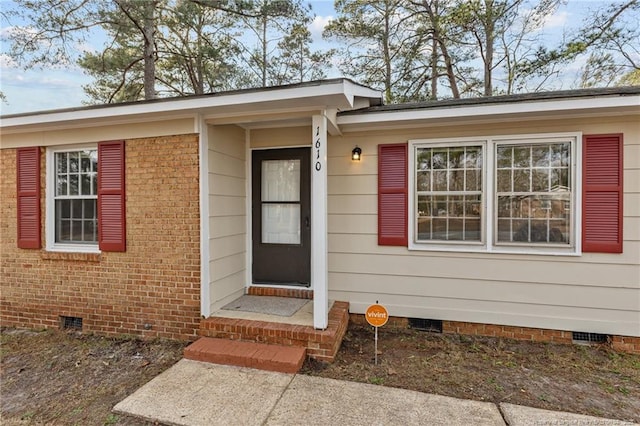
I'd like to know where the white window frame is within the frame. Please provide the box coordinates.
[409,133,581,255]
[46,144,100,253]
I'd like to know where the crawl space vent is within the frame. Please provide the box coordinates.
[572,331,608,344]
[60,316,83,331]
[408,318,443,333]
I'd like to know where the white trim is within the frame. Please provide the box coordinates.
[245,129,252,291]
[45,144,100,254]
[408,132,581,256]
[311,114,329,329]
[198,116,211,318]
[337,95,640,129]
[2,80,381,133]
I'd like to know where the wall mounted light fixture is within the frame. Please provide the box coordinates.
[352,146,362,161]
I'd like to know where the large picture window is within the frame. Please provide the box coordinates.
[409,134,578,254]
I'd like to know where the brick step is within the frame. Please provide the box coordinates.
[183,337,306,374]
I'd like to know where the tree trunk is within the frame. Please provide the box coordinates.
[142,0,157,100]
[430,32,438,99]
[262,14,268,87]
[483,0,494,96]
[383,2,392,103]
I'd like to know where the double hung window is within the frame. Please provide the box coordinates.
[47,146,99,251]
[409,134,578,254]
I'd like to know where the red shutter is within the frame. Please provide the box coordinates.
[16,147,41,249]
[582,134,623,253]
[378,143,408,246]
[98,140,126,252]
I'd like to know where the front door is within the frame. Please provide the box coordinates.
[252,148,311,286]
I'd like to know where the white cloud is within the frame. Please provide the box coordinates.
[309,15,333,41]
[0,53,18,68]
[543,10,569,30]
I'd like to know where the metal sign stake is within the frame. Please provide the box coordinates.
[365,300,388,367]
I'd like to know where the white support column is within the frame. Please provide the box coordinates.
[311,114,328,330]
[197,115,211,318]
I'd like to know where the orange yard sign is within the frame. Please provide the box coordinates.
[365,304,388,327]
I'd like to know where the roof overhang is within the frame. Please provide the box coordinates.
[0,79,383,138]
[337,91,640,132]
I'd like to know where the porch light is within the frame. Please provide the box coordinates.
[351,146,362,161]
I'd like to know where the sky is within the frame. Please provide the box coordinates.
[0,0,618,116]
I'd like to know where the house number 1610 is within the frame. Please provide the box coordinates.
[314,126,322,171]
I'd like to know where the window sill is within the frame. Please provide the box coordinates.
[41,251,102,262]
[408,243,580,257]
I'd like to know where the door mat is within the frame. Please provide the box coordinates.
[221,295,309,317]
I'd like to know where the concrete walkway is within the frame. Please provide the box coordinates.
[114,359,637,426]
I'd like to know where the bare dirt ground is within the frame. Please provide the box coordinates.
[1,328,185,425]
[1,324,639,425]
[302,324,640,423]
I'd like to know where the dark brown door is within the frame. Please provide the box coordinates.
[252,148,311,286]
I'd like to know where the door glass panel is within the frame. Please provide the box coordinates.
[261,159,301,244]
[261,160,300,201]
[262,204,300,244]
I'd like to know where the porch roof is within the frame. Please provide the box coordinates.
[0,78,382,137]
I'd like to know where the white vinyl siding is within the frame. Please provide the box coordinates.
[208,124,247,312]
[327,115,640,337]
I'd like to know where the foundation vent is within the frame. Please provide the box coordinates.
[572,331,608,344]
[60,316,83,331]
[408,318,443,333]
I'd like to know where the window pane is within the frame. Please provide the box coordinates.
[414,145,483,243]
[69,152,79,172]
[497,219,512,242]
[551,168,569,190]
[495,142,572,246]
[56,153,67,173]
[465,147,482,168]
[513,146,530,167]
[69,174,79,196]
[496,146,512,168]
[433,170,447,191]
[261,160,300,202]
[417,171,430,191]
[532,169,549,192]
[57,219,71,242]
[450,169,464,191]
[465,219,480,241]
[513,170,530,192]
[81,154,91,172]
[57,199,71,219]
[85,219,97,242]
[81,174,91,195]
[432,150,447,169]
[552,144,570,166]
[449,148,464,168]
[497,170,512,192]
[84,199,95,218]
[449,219,464,239]
[532,146,549,167]
[432,218,447,240]
[466,169,481,191]
[56,175,68,196]
[262,204,300,244]
[72,199,82,218]
[417,149,431,170]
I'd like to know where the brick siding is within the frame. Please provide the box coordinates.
[0,134,201,340]
[350,314,640,355]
